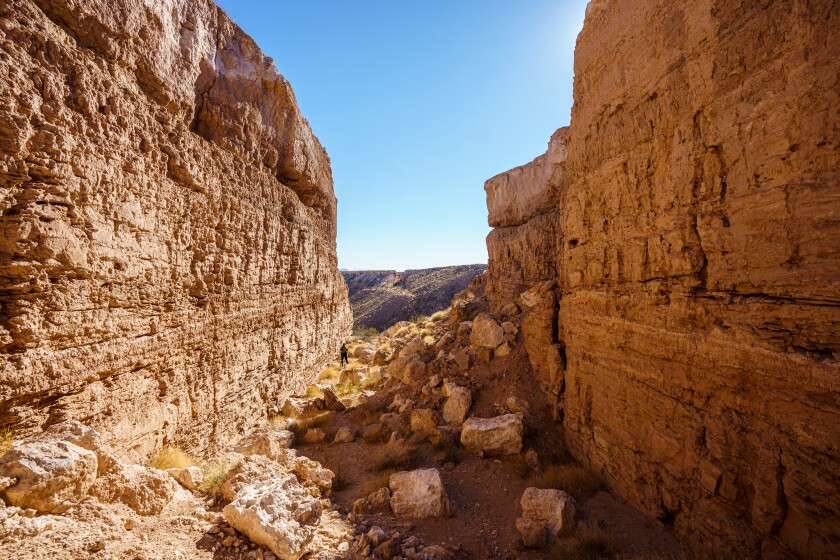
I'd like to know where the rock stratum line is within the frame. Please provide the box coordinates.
[484,0,840,557]
[0,0,352,461]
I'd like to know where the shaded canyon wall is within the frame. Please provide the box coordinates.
[0,0,352,461]
[485,0,839,557]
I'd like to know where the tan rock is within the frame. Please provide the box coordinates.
[0,440,97,513]
[442,385,472,426]
[516,487,576,548]
[461,414,523,456]
[233,429,295,460]
[494,342,512,357]
[167,466,204,491]
[469,313,504,349]
[410,409,440,435]
[452,350,470,372]
[366,487,391,512]
[89,463,177,515]
[333,427,355,444]
[388,356,426,384]
[389,469,452,518]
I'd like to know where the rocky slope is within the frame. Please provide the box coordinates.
[343,265,486,331]
[0,0,351,460]
[484,1,840,558]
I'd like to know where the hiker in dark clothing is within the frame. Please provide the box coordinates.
[340,343,349,367]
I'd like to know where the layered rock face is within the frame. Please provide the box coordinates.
[0,0,351,460]
[485,1,840,558]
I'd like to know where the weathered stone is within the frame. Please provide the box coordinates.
[388,357,426,384]
[0,440,97,513]
[410,409,439,435]
[494,342,512,357]
[223,474,323,560]
[516,488,576,548]
[0,0,352,460]
[167,466,204,491]
[442,385,472,426]
[452,350,470,372]
[461,414,523,456]
[333,427,355,444]
[300,429,327,444]
[340,368,367,385]
[89,463,177,515]
[321,387,347,412]
[469,313,504,349]
[389,469,452,518]
[233,429,295,460]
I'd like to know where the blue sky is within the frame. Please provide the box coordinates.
[213,0,588,270]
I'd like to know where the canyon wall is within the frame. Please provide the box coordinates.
[485,0,840,558]
[0,0,352,461]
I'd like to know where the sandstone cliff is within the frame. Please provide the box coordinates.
[343,265,487,331]
[484,1,840,557]
[0,0,352,461]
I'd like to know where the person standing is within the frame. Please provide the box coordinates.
[340,342,349,367]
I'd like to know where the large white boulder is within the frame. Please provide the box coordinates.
[223,474,323,560]
[389,468,452,518]
[460,414,523,456]
[469,313,504,349]
[0,440,97,513]
[516,487,577,548]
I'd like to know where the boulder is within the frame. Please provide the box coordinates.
[366,487,391,512]
[292,456,334,493]
[0,440,97,513]
[469,313,504,349]
[389,469,452,518]
[223,474,323,560]
[167,466,203,491]
[217,455,283,502]
[233,428,295,460]
[442,385,472,426]
[333,427,355,443]
[340,367,367,385]
[494,342,512,357]
[388,356,425,384]
[400,337,428,359]
[501,322,518,335]
[452,350,470,372]
[460,414,523,456]
[321,386,347,412]
[89,462,177,515]
[300,428,327,444]
[382,321,410,338]
[516,487,576,548]
[357,348,377,364]
[410,409,440,435]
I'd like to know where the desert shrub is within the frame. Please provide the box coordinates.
[353,326,379,339]
[440,442,462,466]
[504,454,532,478]
[318,363,341,383]
[360,470,393,498]
[0,427,16,456]
[551,523,616,559]
[430,309,449,322]
[530,464,603,500]
[149,445,199,470]
[199,455,241,494]
[305,385,323,399]
[335,382,362,396]
[368,441,422,472]
[409,314,428,324]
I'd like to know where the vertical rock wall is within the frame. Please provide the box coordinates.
[0,0,352,461]
[485,0,840,557]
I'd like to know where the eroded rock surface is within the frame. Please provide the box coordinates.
[0,0,351,459]
[483,0,840,557]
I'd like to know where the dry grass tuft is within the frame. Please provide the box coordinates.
[318,363,341,383]
[0,427,16,456]
[367,440,423,473]
[360,470,393,498]
[305,385,323,399]
[200,455,241,494]
[149,445,200,470]
[551,523,616,559]
[530,464,603,500]
[335,382,362,396]
[504,454,532,479]
[430,309,449,322]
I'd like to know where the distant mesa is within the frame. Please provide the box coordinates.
[343,265,487,331]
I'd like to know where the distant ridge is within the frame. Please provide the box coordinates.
[343,264,487,330]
